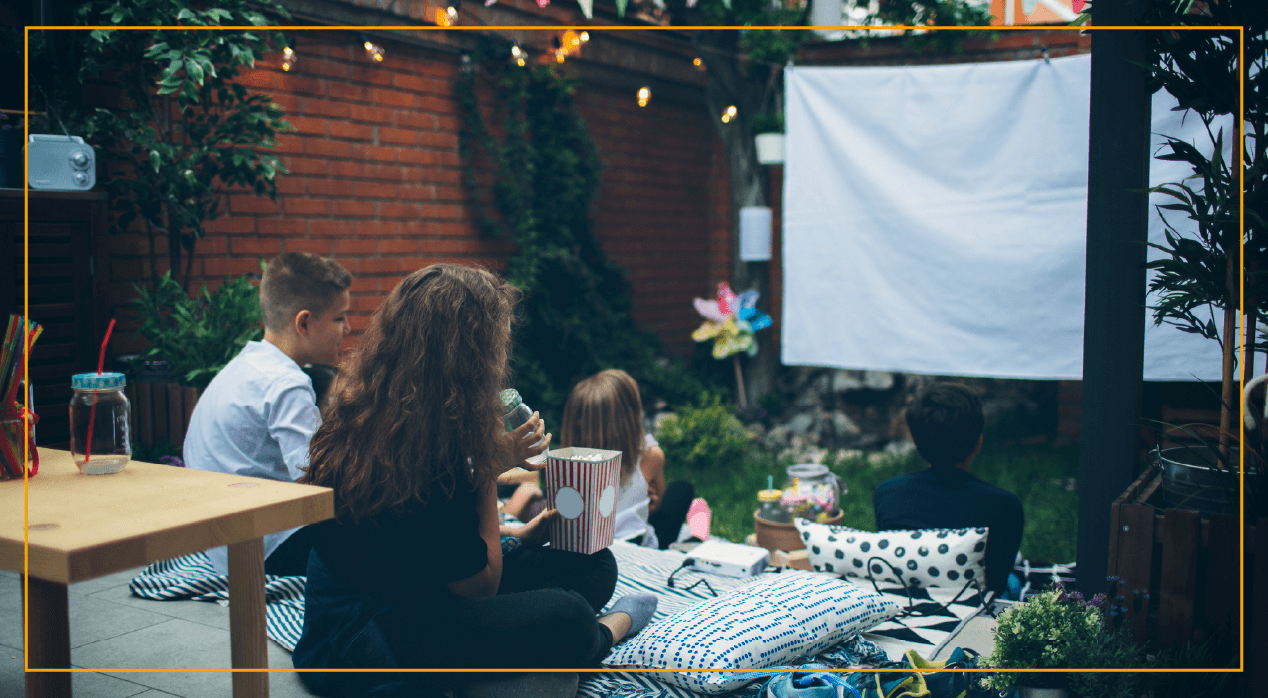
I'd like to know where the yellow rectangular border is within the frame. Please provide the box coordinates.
[19,21,1247,680]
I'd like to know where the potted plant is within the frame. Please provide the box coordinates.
[751,113,784,165]
[980,582,1150,698]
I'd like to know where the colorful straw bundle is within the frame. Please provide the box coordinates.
[0,315,43,478]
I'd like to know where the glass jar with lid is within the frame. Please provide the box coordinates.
[757,488,788,523]
[783,463,844,523]
[69,372,131,475]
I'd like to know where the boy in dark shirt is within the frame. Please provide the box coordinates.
[872,383,1023,593]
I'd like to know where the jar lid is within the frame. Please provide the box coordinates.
[758,489,782,501]
[499,388,522,412]
[787,463,831,478]
[72,372,126,389]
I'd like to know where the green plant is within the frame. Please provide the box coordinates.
[656,393,753,473]
[455,38,714,419]
[33,0,293,291]
[980,588,1105,690]
[131,269,264,388]
[749,113,784,135]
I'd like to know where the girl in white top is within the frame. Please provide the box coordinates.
[562,370,694,550]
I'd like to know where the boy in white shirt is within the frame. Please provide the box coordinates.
[183,252,353,576]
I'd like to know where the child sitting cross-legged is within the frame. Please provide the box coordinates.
[292,264,656,697]
[562,369,695,550]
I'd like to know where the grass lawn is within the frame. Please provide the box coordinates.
[663,427,1080,565]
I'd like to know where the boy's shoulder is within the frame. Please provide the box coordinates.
[204,341,314,400]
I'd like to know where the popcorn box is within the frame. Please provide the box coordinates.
[543,447,621,554]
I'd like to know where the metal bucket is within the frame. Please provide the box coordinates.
[1157,446,1256,515]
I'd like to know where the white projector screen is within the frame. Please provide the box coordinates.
[782,54,1230,382]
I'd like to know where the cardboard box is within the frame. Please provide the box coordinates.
[543,447,621,554]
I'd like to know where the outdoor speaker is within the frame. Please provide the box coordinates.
[739,206,772,262]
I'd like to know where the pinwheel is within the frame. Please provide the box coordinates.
[691,282,772,407]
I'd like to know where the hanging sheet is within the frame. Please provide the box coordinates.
[782,54,1231,381]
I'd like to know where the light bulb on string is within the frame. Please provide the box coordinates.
[562,30,581,55]
[363,39,385,63]
[721,105,737,122]
[580,31,590,42]
[282,46,297,72]
[556,51,566,63]
[434,6,454,26]
[637,87,651,107]
[517,57,526,66]
[693,57,705,71]
[511,45,521,57]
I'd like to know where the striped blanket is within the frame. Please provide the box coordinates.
[129,541,982,697]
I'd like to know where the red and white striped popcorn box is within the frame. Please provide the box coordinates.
[543,447,622,554]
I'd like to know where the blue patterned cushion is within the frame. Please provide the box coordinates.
[602,572,900,694]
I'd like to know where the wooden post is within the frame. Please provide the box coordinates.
[22,576,71,698]
[732,355,747,408]
[1077,0,1153,598]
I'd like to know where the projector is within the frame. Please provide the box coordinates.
[27,134,96,191]
[684,539,770,578]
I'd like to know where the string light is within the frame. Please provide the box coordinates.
[721,105,737,123]
[637,86,651,107]
[580,31,590,42]
[556,51,566,63]
[281,46,297,72]
[562,30,582,54]
[693,57,705,71]
[434,7,454,26]
[364,39,385,62]
[518,57,526,66]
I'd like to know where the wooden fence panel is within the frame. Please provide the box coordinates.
[135,384,152,448]
[1200,514,1239,646]
[1159,508,1201,647]
[1109,499,1156,644]
[166,383,183,448]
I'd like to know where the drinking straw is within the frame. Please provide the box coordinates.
[83,318,116,464]
[768,475,773,490]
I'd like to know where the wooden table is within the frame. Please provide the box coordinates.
[0,448,334,698]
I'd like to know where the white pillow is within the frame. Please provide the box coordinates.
[794,519,988,590]
[603,572,900,694]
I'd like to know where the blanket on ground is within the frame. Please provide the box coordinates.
[129,541,984,696]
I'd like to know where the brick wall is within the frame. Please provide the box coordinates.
[106,25,725,359]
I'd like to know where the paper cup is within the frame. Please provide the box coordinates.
[543,447,621,554]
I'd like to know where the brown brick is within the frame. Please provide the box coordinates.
[358,145,399,162]
[229,195,282,215]
[258,219,307,236]
[392,73,430,93]
[309,219,356,237]
[269,93,302,114]
[231,238,283,255]
[287,198,332,216]
[397,148,437,166]
[378,239,418,254]
[273,134,305,154]
[352,65,394,88]
[327,81,369,103]
[358,258,404,274]
[275,177,307,195]
[284,157,330,176]
[354,181,400,198]
[416,131,458,149]
[203,257,262,277]
[202,216,256,234]
[331,161,373,179]
[435,185,463,201]
[282,75,325,97]
[380,202,422,219]
[349,315,372,332]
[288,116,328,136]
[306,138,354,159]
[379,126,415,144]
[420,203,461,219]
[350,104,394,123]
[352,295,383,311]
[334,238,378,254]
[355,220,400,237]
[331,200,379,217]
[303,58,350,80]
[193,236,228,255]
[235,70,279,90]
[418,95,454,114]
[371,88,415,108]
[309,178,356,197]
[305,98,353,119]
[330,121,374,140]
[284,239,332,254]
[350,277,378,293]
[395,110,436,130]
[399,183,436,200]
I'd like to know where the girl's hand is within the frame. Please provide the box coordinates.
[506,411,552,471]
[509,508,559,546]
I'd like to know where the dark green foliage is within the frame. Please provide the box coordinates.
[749,112,784,135]
[131,269,264,388]
[455,40,716,419]
[30,0,293,290]
[656,393,753,473]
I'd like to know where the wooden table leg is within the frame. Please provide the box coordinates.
[228,538,269,698]
[22,575,72,698]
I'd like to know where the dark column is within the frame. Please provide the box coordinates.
[1077,1,1153,597]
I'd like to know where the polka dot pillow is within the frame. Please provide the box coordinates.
[794,519,988,590]
[603,572,900,694]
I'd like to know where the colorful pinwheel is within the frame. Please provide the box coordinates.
[691,282,772,359]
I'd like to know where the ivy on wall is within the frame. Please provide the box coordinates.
[455,39,715,418]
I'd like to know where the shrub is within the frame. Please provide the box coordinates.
[656,393,752,472]
[131,269,264,388]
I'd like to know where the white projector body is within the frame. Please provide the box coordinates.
[684,539,770,578]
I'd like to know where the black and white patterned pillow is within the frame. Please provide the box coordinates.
[794,519,988,590]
